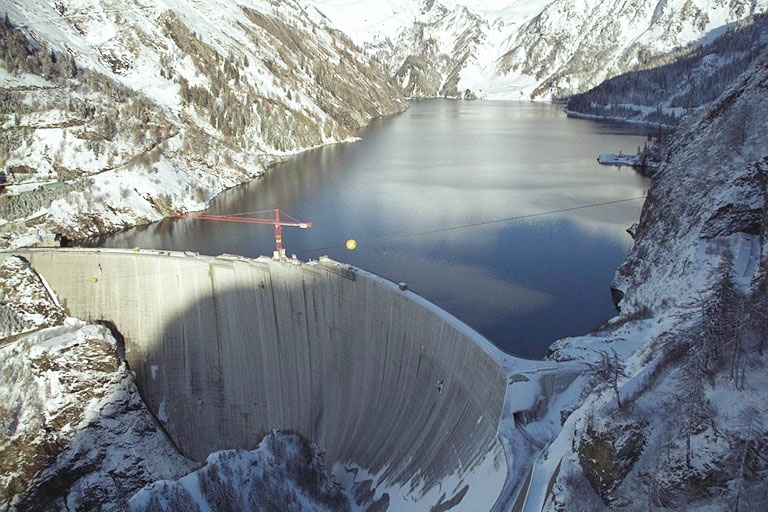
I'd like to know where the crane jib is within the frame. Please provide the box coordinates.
[175,209,313,257]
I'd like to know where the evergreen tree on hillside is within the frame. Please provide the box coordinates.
[566,15,768,126]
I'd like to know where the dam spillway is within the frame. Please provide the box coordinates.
[15,248,509,511]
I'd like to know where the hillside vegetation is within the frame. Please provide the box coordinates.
[566,14,768,127]
[0,0,405,246]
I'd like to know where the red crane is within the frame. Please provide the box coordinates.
[175,208,313,258]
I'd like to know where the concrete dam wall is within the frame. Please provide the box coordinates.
[17,249,509,510]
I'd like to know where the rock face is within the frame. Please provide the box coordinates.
[379,2,496,98]
[0,0,406,246]
[546,52,768,511]
[129,430,354,512]
[315,0,766,100]
[0,256,66,339]
[612,51,768,315]
[0,257,196,511]
[577,421,646,499]
[500,0,767,99]
[312,0,545,99]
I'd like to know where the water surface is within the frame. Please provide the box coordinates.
[92,100,652,358]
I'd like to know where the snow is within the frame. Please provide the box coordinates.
[322,0,768,100]
[129,430,358,512]
[2,2,767,509]
[0,66,55,89]
[309,0,547,46]
[597,153,641,167]
[532,52,768,511]
[1,0,405,247]
[0,255,66,338]
[0,321,195,510]
[332,444,502,512]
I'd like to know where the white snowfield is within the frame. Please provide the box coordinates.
[312,0,767,100]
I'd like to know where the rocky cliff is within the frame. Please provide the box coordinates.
[544,51,768,511]
[0,255,196,511]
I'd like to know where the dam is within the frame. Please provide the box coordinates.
[15,248,511,511]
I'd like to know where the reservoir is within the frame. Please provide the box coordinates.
[90,100,651,358]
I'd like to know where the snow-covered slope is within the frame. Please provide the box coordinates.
[129,430,356,512]
[610,55,767,317]
[566,13,768,127]
[0,255,196,510]
[0,256,66,339]
[312,0,549,98]
[309,0,544,45]
[500,0,767,100]
[531,51,768,511]
[0,0,405,246]
[312,0,767,100]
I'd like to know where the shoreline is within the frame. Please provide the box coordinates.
[563,108,676,130]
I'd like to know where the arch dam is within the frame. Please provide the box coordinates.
[14,248,513,511]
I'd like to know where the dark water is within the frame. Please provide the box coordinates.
[91,100,652,358]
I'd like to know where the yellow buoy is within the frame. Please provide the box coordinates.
[345,239,357,251]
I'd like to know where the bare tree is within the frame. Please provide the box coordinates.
[728,406,767,512]
[588,349,627,409]
[675,356,713,468]
[747,262,767,357]
[698,254,746,387]
[646,456,664,512]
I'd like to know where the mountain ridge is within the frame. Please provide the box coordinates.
[313,0,768,100]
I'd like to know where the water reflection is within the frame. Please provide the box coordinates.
[90,100,651,358]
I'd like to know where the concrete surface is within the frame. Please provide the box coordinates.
[14,248,509,511]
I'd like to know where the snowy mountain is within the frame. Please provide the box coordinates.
[566,13,768,126]
[0,255,196,510]
[311,0,549,98]
[0,0,405,246]
[499,0,767,99]
[538,51,768,510]
[312,0,767,100]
